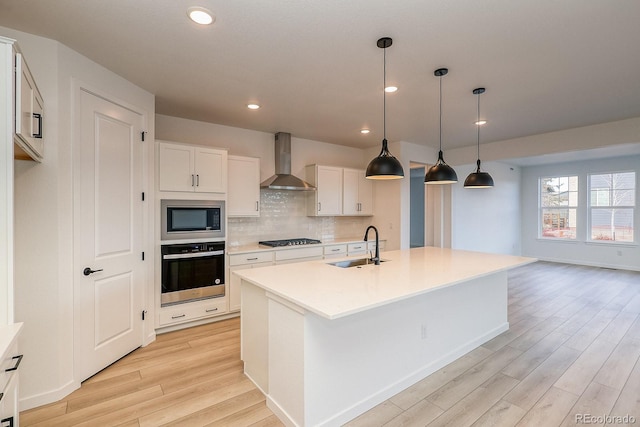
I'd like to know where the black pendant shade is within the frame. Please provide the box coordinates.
[366,138,404,178]
[425,68,457,185]
[425,150,458,184]
[464,87,494,188]
[366,37,404,180]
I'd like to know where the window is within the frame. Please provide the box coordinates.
[589,172,635,242]
[540,176,578,239]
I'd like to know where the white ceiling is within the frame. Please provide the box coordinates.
[1,0,640,154]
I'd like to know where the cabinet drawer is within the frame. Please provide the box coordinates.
[0,339,19,394]
[159,298,227,326]
[347,242,367,254]
[323,244,347,257]
[228,251,274,266]
[275,246,323,262]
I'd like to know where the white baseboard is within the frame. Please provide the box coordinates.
[20,378,80,412]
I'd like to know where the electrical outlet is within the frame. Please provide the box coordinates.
[421,324,427,340]
[617,250,623,256]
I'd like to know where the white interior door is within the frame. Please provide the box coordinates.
[76,89,145,381]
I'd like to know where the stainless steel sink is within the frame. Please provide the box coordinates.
[328,258,387,268]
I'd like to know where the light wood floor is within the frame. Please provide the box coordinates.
[21,261,640,426]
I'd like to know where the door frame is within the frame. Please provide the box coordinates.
[71,79,155,385]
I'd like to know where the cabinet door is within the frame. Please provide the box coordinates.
[14,52,44,160]
[343,169,360,215]
[357,171,374,215]
[194,147,227,193]
[158,143,194,192]
[316,166,343,216]
[228,156,260,217]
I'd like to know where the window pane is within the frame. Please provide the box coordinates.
[542,208,577,239]
[591,208,634,242]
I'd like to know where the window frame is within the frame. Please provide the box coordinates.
[587,170,636,244]
[538,175,579,240]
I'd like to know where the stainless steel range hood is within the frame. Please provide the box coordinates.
[260,132,315,191]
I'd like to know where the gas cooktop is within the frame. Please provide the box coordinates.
[259,238,322,247]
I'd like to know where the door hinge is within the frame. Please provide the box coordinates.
[141,251,145,261]
[141,131,147,141]
[142,310,147,321]
[141,192,145,201]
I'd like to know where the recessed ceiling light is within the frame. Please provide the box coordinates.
[360,129,370,134]
[187,7,215,25]
[475,120,487,125]
[247,104,260,110]
[384,86,398,93]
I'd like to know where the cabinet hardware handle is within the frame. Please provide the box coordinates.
[196,174,200,186]
[191,174,195,187]
[33,113,43,138]
[0,393,3,403]
[205,308,219,313]
[5,355,23,372]
[318,202,321,212]
[171,314,186,319]
[83,267,103,276]
[353,246,362,249]
[331,249,341,252]
[0,415,13,427]
[256,201,259,211]
[246,257,258,261]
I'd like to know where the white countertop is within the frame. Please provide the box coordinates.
[234,247,536,319]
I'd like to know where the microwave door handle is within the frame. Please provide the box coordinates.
[162,250,224,260]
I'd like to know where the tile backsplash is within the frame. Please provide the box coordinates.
[227,190,372,247]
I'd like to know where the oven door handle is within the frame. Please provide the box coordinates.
[163,250,224,260]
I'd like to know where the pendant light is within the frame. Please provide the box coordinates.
[464,87,494,188]
[366,37,404,180]
[425,68,457,184]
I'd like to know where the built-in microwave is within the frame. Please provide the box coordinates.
[161,199,225,241]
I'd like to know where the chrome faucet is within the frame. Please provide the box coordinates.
[363,225,380,265]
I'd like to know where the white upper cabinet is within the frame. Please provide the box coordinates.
[158,141,227,193]
[343,168,373,216]
[306,165,343,216]
[307,165,373,217]
[228,155,260,217]
[14,47,44,162]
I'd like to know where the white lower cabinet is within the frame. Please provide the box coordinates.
[274,246,324,264]
[159,297,228,327]
[323,244,347,258]
[228,251,275,312]
[347,242,367,256]
[0,324,23,427]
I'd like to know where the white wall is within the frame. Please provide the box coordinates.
[451,161,521,255]
[521,155,640,270]
[2,26,155,410]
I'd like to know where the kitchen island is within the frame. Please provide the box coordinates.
[235,247,535,427]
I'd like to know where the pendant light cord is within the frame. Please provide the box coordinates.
[476,92,480,161]
[383,46,386,140]
[438,75,442,152]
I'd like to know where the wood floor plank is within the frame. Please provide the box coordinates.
[554,338,616,396]
[427,345,523,410]
[426,373,520,427]
[501,331,571,381]
[388,346,494,410]
[384,400,443,427]
[558,382,620,427]
[470,400,527,427]
[514,386,579,427]
[592,337,640,391]
[344,400,404,427]
[608,353,640,419]
[503,345,580,411]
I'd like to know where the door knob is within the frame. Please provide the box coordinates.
[83,267,103,276]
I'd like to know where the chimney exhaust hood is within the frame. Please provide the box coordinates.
[260,132,315,191]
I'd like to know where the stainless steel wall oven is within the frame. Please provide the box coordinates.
[161,241,225,306]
